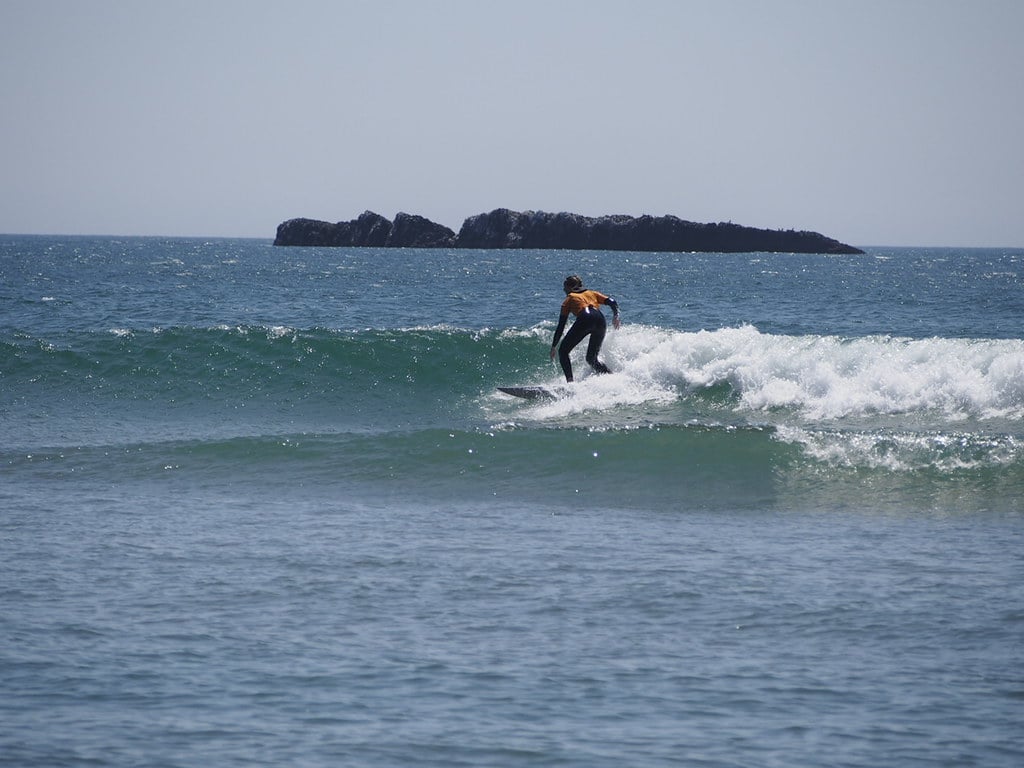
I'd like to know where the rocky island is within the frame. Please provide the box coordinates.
[274,209,863,254]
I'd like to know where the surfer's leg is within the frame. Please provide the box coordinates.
[557,345,574,381]
[585,315,610,374]
[558,320,589,382]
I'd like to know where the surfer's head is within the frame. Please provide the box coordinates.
[563,275,584,294]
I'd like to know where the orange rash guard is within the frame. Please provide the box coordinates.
[560,289,612,317]
[551,290,619,348]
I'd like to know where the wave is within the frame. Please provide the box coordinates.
[6,323,1023,419]
[1,324,542,432]
[603,324,1024,422]
[2,323,539,389]
[7,423,1022,515]
[4,323,1023,476]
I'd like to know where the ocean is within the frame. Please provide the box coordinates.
[2,236,1022,766]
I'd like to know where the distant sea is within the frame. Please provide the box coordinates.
[3,236,1022,767]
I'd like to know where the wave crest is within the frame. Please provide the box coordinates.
[608,324,1024,422]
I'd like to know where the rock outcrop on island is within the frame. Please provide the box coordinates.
[274,211,456,249]
[274,209,863,254]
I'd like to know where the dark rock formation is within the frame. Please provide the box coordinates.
[350,211,392,247]
[275,209,862,254]
[388,212,456,248]
[454,209,863,254]
[274,211,456,248]
[274,217,342,247]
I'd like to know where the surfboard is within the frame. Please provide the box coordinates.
[497,385,558,400]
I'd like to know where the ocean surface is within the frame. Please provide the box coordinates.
[2,235,1022,767]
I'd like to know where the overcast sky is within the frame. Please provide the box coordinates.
[2,0,1022,246]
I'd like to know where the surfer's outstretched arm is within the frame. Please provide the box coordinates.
[550,312,569,360]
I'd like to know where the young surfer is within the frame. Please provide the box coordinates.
[549,275,621,382]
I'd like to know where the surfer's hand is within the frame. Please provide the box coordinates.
[613,315,621,330]
[549,346,557,361]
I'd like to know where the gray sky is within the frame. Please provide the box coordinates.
[2,0,1022,246]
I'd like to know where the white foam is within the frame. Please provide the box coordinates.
[526,370,677,420]
[266,325,295,340]
[777,425,1022,472]
[536,324,1024,422]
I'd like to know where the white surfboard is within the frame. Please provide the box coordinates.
[497,386,559,400]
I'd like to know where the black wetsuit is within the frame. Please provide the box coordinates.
[551,290,618,382]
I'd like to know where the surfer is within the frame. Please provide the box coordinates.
[550,275,621,382]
